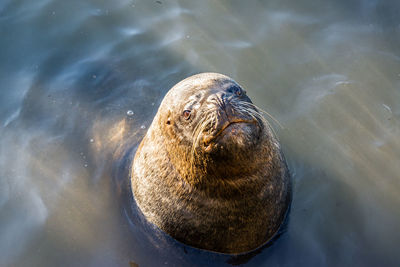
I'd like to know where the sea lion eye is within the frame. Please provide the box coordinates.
[183,110,191,120]
[235,88,242,96]
[227,85,243,96]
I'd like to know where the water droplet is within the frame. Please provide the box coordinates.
[151,102,155,106]
[92,75,97,79]
[140,125,146,129]
[84,164,88,168]
[90,138,94,143]
[127,110,134,116]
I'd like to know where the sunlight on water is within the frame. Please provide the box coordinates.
[0,0,399,266]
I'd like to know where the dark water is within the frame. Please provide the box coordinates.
[1,0,400,266]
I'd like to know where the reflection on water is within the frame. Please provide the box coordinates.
[1,0,400,266]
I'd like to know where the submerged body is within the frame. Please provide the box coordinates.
[131,73,291,254]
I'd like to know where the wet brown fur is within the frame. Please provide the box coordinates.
[131,73,291,254]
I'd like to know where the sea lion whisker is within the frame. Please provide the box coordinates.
[190,113,215,164]
[189,115,216,175]
[238,101,284,129]
[230,100,280,139]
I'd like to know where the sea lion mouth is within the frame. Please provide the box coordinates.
[202,119,256,152]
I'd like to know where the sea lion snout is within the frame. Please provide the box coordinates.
[201,92,260,152]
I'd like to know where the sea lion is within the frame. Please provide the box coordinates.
[131,73,291,254]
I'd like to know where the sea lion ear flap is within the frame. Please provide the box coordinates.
[165,110,172,125]
[163,110,175,139]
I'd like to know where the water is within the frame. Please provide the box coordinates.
[1,0,400,266]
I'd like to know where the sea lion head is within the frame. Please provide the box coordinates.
[152,73,271,181]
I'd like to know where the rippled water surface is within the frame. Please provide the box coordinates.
[1,0,400,266]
